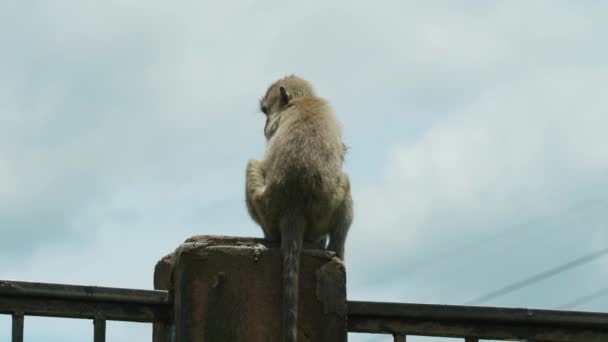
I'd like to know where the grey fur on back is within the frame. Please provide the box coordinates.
[246,75,353,342]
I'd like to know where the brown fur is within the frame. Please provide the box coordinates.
[245,75,353,342]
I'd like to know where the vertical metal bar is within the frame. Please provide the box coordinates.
[393,334,406,342]
[12,313,24,342]
[153,322,176,342]
[94,318,106,342]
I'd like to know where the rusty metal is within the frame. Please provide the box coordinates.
[12,313,23,342]
[94,318,106,342]
[348,301,608,342]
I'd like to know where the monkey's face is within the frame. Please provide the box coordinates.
[260,85,291,140]
[263,113,281,140]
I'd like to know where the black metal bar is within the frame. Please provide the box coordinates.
[12,313,23,342]
[0,295,171,323]
[153,322,175,342]
[94,318,106,342]
[0,279,172,323]
[348,301,608,342]
[3,279,608,341]
[348,301,608,328]
[0,280,168,304]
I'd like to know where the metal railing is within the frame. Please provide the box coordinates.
[2,279,607,341]
[348,301,608,342]
[0,280,172,342]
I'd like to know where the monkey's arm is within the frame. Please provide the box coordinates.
[245,159,268,228]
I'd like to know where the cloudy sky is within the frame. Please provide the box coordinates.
[1,1,607,341]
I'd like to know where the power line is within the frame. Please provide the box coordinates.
[362,177,608,289]
[465,246,608,305]
[365,173,608,288]
[410,197,606,274]
[556,287,608,310]
[381,197,608,281]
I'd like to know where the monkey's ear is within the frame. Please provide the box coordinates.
[279,86,291,104]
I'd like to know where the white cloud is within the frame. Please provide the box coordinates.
[1,1,608,341]
[348,68,608,287]
[340,3,608,316]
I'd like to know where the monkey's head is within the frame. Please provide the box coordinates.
[259,75,315,139]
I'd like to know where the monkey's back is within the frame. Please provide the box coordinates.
[262,97,344,240]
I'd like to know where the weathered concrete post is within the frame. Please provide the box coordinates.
[154,235,347,342]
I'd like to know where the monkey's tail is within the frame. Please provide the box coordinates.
[280,211,306,342]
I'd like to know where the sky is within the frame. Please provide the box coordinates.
[1,1,607,341]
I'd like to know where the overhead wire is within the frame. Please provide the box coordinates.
[368,195,608,285]
[556,287,608,310]
[465,246,608,305]
[360,176,608,307]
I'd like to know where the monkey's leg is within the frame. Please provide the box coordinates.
[327,174,353,260]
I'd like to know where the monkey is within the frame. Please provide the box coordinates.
[245,75,353,342]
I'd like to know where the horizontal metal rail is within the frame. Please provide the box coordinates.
[3,280,608,342]
[348,301,608,342]
[0,279,173,342]
[0,280,171,323]
[0,280,168,305]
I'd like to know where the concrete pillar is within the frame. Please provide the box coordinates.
[154,235,347,342]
